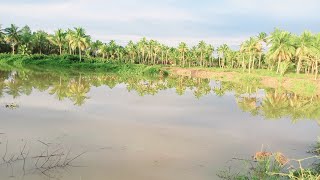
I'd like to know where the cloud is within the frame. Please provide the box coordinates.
[0,0,198,22]
[206,0,319,19]
[0,0,319,47]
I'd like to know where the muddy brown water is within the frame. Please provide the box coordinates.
[0,69,318,180]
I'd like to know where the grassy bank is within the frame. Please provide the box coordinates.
[0,54,168,77]
[1,54,319,96]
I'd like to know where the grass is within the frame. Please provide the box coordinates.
[218,154,320,180]
[218,142,320,180]
[0,53,168,77]
[236,74,261,85]
[291,80,317,97]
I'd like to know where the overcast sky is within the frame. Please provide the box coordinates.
[0,0,319,47]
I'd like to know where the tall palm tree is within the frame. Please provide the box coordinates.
[311,33,320,79]
[98,43,108,59]
[257,32,267,69]
[206,45,214,67]
[66,29,75,54]
[178,42,188,67]
[91,40,103,57]
[68,27,90,61]
[268,29,295,73]
[48,29,66,55]
[19,25,33,55]
[33,30,48,54]
[137,37,148,64]
[108,40,117,60]
[217,44,229,68]
[295,31,313,74]
[4,24,21,54]
[126,40,136,63]
[242,37,260,73]
[197,41,207,67]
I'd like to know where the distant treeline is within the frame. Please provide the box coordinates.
[0,24,319,78]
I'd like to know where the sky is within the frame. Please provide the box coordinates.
[0,0,319,47]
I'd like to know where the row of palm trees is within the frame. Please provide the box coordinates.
[0,24,319,78]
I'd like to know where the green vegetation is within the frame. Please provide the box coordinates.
[218,142,320,180]
[0,24,319,79]
[291,80,317,97]
[0,54,166,77]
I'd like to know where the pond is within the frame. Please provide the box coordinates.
[0,67,319,180]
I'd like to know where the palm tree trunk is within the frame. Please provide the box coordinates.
[12,45,15,55]
[79,46,82,62]
[59,45,62,55]
[296,56,302,74]
[258,53,262,69]
[315,59,318,80]
[200,52,203,67]
[276,58,281,73]
[242,56,245,72]
[248,55,252,74]
[166,52,169,65]
[251,56,255,70]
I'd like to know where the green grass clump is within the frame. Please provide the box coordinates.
[291,80,317,97]
[0,54,165,77]
[236,74,261,85]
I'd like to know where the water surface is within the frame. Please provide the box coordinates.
[0,68,319,179]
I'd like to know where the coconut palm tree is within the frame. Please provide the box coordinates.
[90,40,103,57]
[126,40,136,63]
[257,32,267,69]
[98,43,108,59]
[66,29,75,54]
[205,44,214,67]
[311,33,320,79]
[68,27,90,61]
[217,44,229,68]
[19,25,33,55]
[137,38,148,64]
[33,30,48,54]
[268,29,295,73]
[4,24,21,54]
[295,31,313,74]
[242,37,260,73]
[48,29,66,55]
[178,42,188,67]
[108,40,117,60]
[197,41,207,67]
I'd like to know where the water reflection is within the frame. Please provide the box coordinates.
[0,69,320,124]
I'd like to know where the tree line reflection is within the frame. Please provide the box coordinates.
[0,70,319,124]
